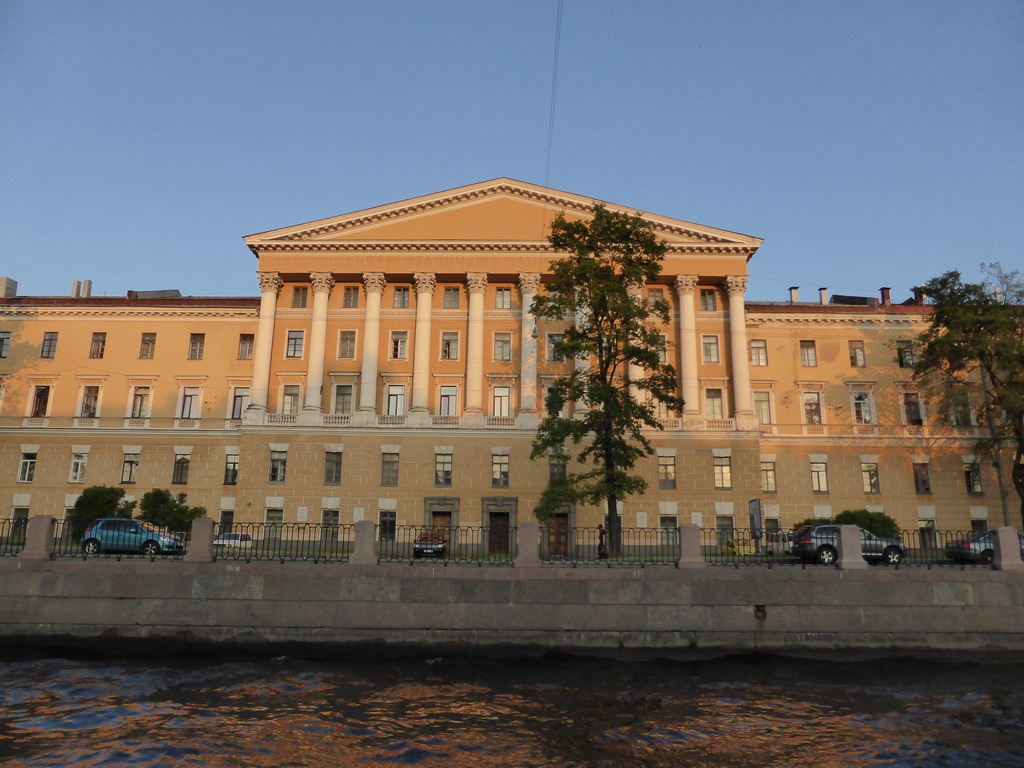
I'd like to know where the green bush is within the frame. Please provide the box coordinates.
[834,508,900,538]
[67,486,136,540]
[790,516,831,532]
[136,489,206,531]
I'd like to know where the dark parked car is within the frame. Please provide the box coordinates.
[944,531,1024,565]
[792,525,904,565]
[413,531,447,559]
[81,518,184,556]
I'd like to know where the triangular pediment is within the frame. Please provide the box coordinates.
[244,179,762,253]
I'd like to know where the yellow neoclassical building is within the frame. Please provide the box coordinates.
[0,179,1003,539]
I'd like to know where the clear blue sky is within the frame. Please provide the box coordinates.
[1,1,1021,302]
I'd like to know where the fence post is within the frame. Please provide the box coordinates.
[516,522,541,568]
[837,525,867,569]
[993,527,1024,570]
[185,517,215,563]
[18,515,55,561]
[350,519,377,565]
[677,525,705,568]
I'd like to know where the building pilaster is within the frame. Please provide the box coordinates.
[725,275,756,430]
[674,275,701,428]
[463,272,487,427]
[246,271,282,421]
[353,272,386,427]
[408,272,436,426]
[517,273,541,428]
[301,272,334,420]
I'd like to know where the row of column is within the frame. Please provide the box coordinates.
[247,270,752,425]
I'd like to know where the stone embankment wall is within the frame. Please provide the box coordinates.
[2,517,1023,660]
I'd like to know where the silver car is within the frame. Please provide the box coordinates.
[792,525,904,565]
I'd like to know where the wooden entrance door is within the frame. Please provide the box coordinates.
[488,512,510,553]
[548,513,569,557]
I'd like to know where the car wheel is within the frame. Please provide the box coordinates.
[141,540,161,556]
[82,539,101,556]
[981,550,994,565]
[817,545,837,565]
[882,546,903,565]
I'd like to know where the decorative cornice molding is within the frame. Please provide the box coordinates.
[250,241,757,256]
[0,306,256,319]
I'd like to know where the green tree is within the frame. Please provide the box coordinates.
[529,204,684,550]
[137,489,207,531]
[67,485,136,540]
[834,508,900,538]
[913,264,1024,525]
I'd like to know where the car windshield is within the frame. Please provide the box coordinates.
[417,533,444,543]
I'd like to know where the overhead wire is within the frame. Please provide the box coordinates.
[544,0,564,188]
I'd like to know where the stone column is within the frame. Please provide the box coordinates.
[302,272,335,417]
[463,272,487,426]
[517,273,541,428]
[247,272,283,419]
[674,275,701,427]
[725,276,756,430]
[409,272,436,426]
[353,272,386,427]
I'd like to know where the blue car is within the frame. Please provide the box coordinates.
[81,518,184,556]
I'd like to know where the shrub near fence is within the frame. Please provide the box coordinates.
[213,522,354,563]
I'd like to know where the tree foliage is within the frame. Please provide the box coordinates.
[529,204,684,542]
[136,489,207,531]
[67,485,136,540]
[913,264,1024,523]
[834,508,901,538]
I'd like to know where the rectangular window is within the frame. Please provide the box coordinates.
[549,454,567,480]
[965,462,983,494]
[800,340,817,367]
[495,287,512,309]
[702,335,720,364]
[952,402,973,427]
[32,385,50,417]
[849,340,866,367]
[18,453,37,482]
[80,385,99,418]
[393,287,410,308]
[802,392,823,425]
[131,386,150,418]
[324,451,342,485]
[282,385,300,416]
[760,461,777,493]
[753,391,772,425]
[714,456,732,489]
[441,332,459,360]
[861,462,881,493]
[224,454,239,485]
[0,330,9,358]
[852,392,873,424]
[492,454,510,488]
[443,286,460,309]
[439,385,458,416]
[547,333,565,363]
[139,333,156,359]
[238,334,254,360]
[121,453,139,484]
[343,286,359,308]
[903,393,923,425]
[40,332,58,358]
[231,387,250,419]
[492,386,511,418]
[266,509,284,534]
[379,510,396,541]
[434,453,453,487]
[494,332,511,362]
[657,334,668,364]
[334,384,353,414]
[647,287,665,309]
[268,451,287,483]
[913,463,931,494]
[897,340,915,368]
[188,333,205,360]
[89,332,106,359]
[699,289,717,311]
[750,339,768,366]
[291,286,308,308]
[172,454,190,484]
[811,462,829,493]
[69,453,87,483]
[381,453,399,486]
[386,385,406,416]
[180,386,200,419]
[390,331,408,359]
[286,330,304,358]
[658,456,676,490]
[705,389,724,420]
[338,330,356,359]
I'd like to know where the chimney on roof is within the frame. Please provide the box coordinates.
[82,279,92,298]
[818,287,828,305]
[879,287,891,306]
[0,277,17,298]
[912,285,925,305]
[788,286,799,303]
[71,280,81,298]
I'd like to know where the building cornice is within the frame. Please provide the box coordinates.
[250,241,758,257]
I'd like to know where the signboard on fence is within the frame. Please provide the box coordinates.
[748,498,763,534]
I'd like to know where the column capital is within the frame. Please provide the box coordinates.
[257,272,284,294]
[309,272,335,294]
[518,273,541,295]
[363,272,387,295]
[466,272,488,294]
[413,272,437,294]
[725,276,748,296]
[674,275,698,294]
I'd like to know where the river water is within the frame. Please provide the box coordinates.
[1,651,1022,767]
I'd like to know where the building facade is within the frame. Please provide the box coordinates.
[0,179,1004,538]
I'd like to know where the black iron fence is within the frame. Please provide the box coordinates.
[0,518,26,557]
[376,525,516,566]
[51,519,192,560]
[539,526,679,567]
[701,528,799,567]
[212,522,355,563]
